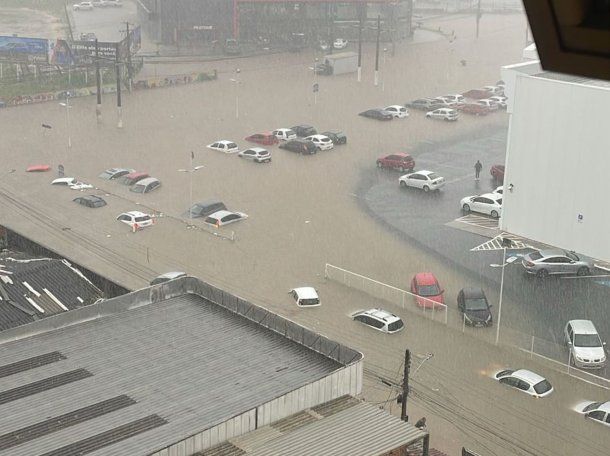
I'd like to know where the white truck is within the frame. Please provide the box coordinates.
[316,52,358,76]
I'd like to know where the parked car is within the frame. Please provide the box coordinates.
[399,170,445,192]
[279,139,317,155]
[130,177,161,193]
[426,108,458,121]
[73,2,94,10]
[439,94,465,104]
[204,210,248,227]
[576,401,610,427]
[384,105,409,118]
[484,85,504,96]
[116,211,153,229]
[457,287,492,327]
[26,164,51,172]
[52,177,93,190]
[320,130,347,145]
[73,195,106,208]
[291,125,317,137]
[406,98,444,111]
[377,153,415,172]
[410,272,444,308]
[150,271,187,286]
[272,128,297,141]
[207,140,239,154]
[289,287,320,307]
[238,147,272,163]
[433,97,462,108]
[489,95,507,108]
[522,249,594,278]
[564,320,607,369]
[492,185,503,195]
[359,108,393,120]
[98,168,134,180]
[245,132,278,146]
[333,38,348,49]
[459,103,492,116]
[490,164,505,182]
[305,134,334,150]
[184,199,226,219]
[494,369,553,398]
[119,172,149,186]
[460,193,502,218]
[476,99,499,110]
[351,309,404,334]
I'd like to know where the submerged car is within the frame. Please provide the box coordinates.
[73,195,106,208]
[305,134,334,151]
[376,153,415,172]
[291,125,317,137]
[98,168,134,180]
[522,249,594,278]
[279,139,317,155]
[272,128,297,141]
[352,309,404,334]
[119,172,149,186]
[494,369,553,398]
[116,211,153,229]
[426,108,458,121]
[320,130,347,145]
[207,140,239,154]
[245,132,278,146]
[457,287,492,327]
[564,320,606,369]
[410,272,444,308]
[359,109,393,120]
[204,210,248,227]
[130,177,161,193]
[184,200,226,219]
[576,401,610,427]
[238,147,272,163]
[384,105,409,118]
[405,98,444,111]
[290,287,320,307]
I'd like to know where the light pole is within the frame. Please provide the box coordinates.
[178,160,204,219]
[382,48,388,92]
[58,96,72,150]
[490,247,518,345]
[229,68,241,119]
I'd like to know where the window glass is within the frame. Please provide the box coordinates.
[369,318,384,329]
[573,334,602,347]
[533,380,552,395]
[135,216,150,223]
[588,411,605,421]
[517,380,530,391]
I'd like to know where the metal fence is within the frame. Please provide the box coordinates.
[324,264,448,325]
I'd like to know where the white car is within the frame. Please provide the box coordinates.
[460,193,502,218]
[575,401,610,427]
[426,108,458,121]
[565,320,607,369]
[492,185,503,195]
[352,309,404,334]
[289,287,320,307]
[305,134,334,151]
[238,147,271,163]
[439,94,465,104]
[399,170,445,192]
[384,105,409,118]
[272,128,297,141]
[433,97,459,107]
[477,99,499,110]
[204,210,248,227]
[51,177,93,190]
[207,140,239,154]
[489,95,507,108]
[73,2,94,10]
[494,369,553,398]
[333,38,348,49]
[484,85,504,95]
[116,211,154,229]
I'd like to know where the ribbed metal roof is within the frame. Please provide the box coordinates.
[533,72,610,90]
[0,294,342,456]
[244,401,427,456]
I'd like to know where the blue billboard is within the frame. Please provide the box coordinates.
[0,36,49,63]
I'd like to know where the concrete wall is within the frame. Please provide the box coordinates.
[501,74,610,262]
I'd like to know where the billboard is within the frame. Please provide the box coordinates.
[0,36,48,63]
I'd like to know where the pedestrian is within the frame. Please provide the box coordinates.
[474,160,482,180]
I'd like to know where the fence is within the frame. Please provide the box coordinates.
[324,264,448,325]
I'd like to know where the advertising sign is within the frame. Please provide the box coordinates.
[0,36,49,63]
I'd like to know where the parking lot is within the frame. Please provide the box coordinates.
[1,10,609,455]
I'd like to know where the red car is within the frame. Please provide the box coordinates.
[245,132,279,146]
[26,164,51,172]
[376,153,415,172]
[490,164,505,182]
[459,103,491,116]
[410,272,445,309]
[462,89,492,100]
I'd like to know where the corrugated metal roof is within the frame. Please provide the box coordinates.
[242,401,427,456]
[0,257,102,331]
[0,294,342,456]
[533,72,610,90]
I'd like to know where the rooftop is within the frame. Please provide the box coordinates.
[533,72,610,91]
[0,279,360,456]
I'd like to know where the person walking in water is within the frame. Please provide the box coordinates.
[474,160,482,180]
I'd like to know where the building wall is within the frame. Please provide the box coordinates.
[501,74,610,262]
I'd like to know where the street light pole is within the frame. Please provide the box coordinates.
[234,68,241,119]
[178,161,205,219]
[495,246,507,345]
[59,98,72,150]
[382,48,387,92]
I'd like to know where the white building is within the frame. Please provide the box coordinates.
[500,62,610,262]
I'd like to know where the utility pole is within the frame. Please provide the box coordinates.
[476,0,482,39]
[125,21,133,91]
[95,39,102,122]
[357,5,363,82]
[374,15,381,87]
[115,43,122,129]
[401,349,411,422]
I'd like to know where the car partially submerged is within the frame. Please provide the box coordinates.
[352,308,404,334]
[204,210,248,227]
[98,168,134,180]
[73,195,107,208]
[289,287,320,307]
